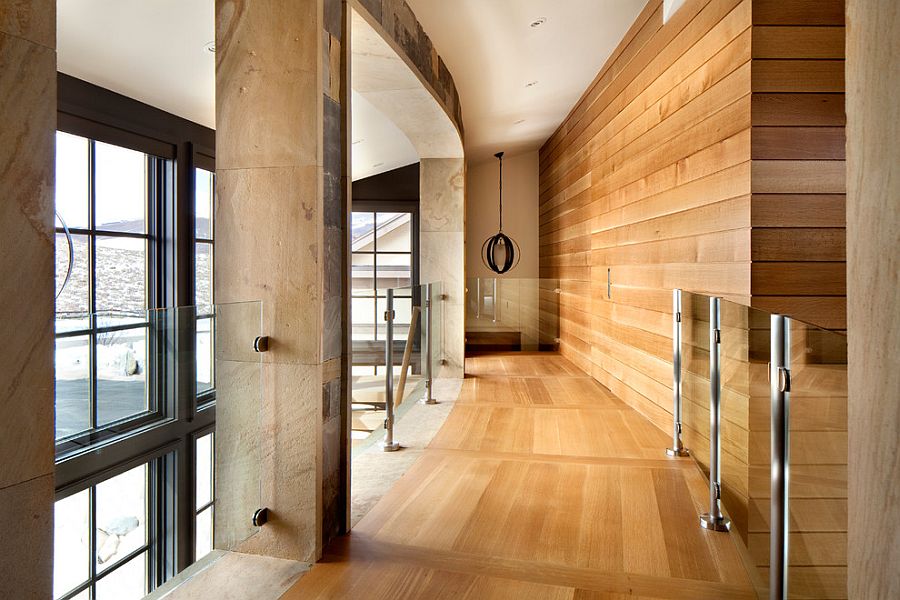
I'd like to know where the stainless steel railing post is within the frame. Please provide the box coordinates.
[492,278,498,323]
[423,283,436,405]
[700,296,730,531]
[667,289,690,457]
[382,289,400,452]
[770,314,791,599]
[476,278,482,319]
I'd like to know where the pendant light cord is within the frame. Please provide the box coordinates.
[495,151,504,232]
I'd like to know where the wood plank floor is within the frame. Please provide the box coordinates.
[283,353,758,599]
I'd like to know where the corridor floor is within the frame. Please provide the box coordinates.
[282,353,757,599]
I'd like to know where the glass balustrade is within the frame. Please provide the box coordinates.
[52,302,263,600]
[465,278,560,353]
[350,282,444,453]
[667,289,847,599]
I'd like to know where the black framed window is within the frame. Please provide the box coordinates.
[53,74,217,597]
[193,163,215,401]
[54,132,163,445]
[351,203,418,375]
[53,458,158,600]
[193,431,215,560]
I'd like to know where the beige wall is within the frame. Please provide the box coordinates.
[420,158,466,378]
[0,1,56,597]
[466,151,540,280]
[846,0,900,596]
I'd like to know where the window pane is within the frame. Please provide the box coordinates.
[351,212,374,251]
[95,552,146,600]
[195,506,213,560]
[376,253,412,289]
[195,242,212,311]
[197,317,213,394]
[95,464,147,572]
[351,297,376,341]
[53,489,90,599]
[375,212,411,252]
[392,296,413,341]
[94,142,146,233]
[55,336,91,439]
[55,132,89,229]
[95,236,146,320]
[96,327,148,427]
[195,168,213,239]
[56,232,90,332]
[351,253,374,294]
[195,433,213,510]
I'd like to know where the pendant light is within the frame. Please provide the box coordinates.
[481,152,520,274]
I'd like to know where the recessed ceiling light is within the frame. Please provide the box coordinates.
[204,40,216,53]
[530,17,547,28]
[525,81,538,88]
[514,119,526,125]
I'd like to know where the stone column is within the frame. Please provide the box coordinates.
[0,2,56,597]
[420,158,465,378]
[846,0,900,595]
[215,0,348,561]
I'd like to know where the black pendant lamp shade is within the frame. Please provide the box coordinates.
[481,152,521,274]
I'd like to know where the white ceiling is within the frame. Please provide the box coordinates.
[405,0,648,164]
[351,89,419,181]
[55,1,645,176]
[57,0,216,129]
[351,8,463,181]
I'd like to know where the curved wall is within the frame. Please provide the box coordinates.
[354,0,464,138]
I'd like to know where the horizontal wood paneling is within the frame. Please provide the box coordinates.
[749,4,847,597]
[539,0,847,596]
[539,0,755,542]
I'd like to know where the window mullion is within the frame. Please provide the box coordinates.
[89,139,98,432]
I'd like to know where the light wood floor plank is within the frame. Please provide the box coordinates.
[284,353,758,600]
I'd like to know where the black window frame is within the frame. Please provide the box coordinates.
[350,199,420,374]
[53,73,217,597]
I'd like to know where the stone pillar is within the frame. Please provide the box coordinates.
[420,158,465,378]
[215,0,348,561]
[0,2,56,597]
[846,0,900,596]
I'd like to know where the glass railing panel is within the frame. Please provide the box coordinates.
[211,300,263,551]
[785,320,848,599]
[464,278,560,353]
[718,298,772,598]
[678,290,712,476]
[430,281,444,378]
[351,283,444,452]
[52,302,263,598]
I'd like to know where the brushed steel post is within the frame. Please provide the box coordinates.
[492,278,498,323]
[667,289,690,457]
[770,314,791,599]
[422,283,436,404]
[383,289,400,452]
[700,297,730,532]
[476,278,481,319]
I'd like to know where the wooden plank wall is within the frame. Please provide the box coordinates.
[749,0,847,330]
[538,0,848,596]
[539,0,754,450]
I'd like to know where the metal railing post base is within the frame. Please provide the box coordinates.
[382,441,400,452]
[699,514,731,532]
[666,447,690,457]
